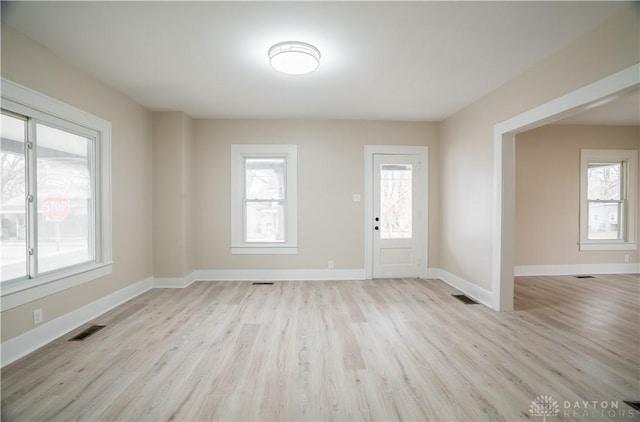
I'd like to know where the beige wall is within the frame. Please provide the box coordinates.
[516,125,640,266]
[440,6,639,290]
[183,114,195,277]
[193,119,440,270]
[153,112,195,278]
[1,26,154,341]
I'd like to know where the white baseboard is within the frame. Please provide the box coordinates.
[426,268,493,308]
[153,271,197,288]
[0,277,153,367]
[195,268,366,281]
[514,263,640,277]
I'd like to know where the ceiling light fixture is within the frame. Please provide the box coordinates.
[268,41,320,75]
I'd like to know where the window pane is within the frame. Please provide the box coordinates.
[380,164,412,239]
[36,123,94,273]
[588,162,621,200]
[246,158,285,200]
[588,201,621,240]
[246,201,284,242]
[1,113,27,281]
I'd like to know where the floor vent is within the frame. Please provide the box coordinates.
[452,294,478,305]
[252,282,275,285]
[574,275,595,279]
[624,401,640,412]
[69,325,105,341]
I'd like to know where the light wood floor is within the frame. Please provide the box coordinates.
[2,275,639,421]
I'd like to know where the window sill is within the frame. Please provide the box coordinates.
[1,263,113,310]
[579,242,637,251]
[231,247,298,255]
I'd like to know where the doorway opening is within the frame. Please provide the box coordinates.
[493,64,639,311]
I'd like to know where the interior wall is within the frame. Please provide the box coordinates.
[439,6,639,291]
[0,26,154,342]
[516,124,640,266]
[152,112,195,278]
[183,114,195,277]
[193,119,440,271]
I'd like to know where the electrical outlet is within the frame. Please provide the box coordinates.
[33,308,43,326]
[624,254,629,263]
[328,260,334,269]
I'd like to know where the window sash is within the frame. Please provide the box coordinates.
[242,155,288,244]
[244,157,286,201]
[586,158,626,241]
[587,199,624,240]
[586,160,623,201]
[1,110,28,281]
[243,199,286,243]
[1,109,100,283]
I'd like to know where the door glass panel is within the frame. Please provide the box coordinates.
[36,123,94,273]
[1,113,27,281]
[380,164,412,239]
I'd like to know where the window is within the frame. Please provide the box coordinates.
[1,79,111,307]
[231,144,297,254]
[580,149,637,251]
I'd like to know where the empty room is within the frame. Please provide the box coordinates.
[1,2,639,421]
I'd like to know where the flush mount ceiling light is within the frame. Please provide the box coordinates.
[268,41,320,75]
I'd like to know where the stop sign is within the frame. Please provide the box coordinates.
[43,195,70,222]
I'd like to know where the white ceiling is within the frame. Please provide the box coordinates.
[1,1,633,121]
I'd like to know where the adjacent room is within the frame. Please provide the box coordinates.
[1,2,638,421]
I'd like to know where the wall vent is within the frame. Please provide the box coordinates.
[574,275,595,279]
[252,282,275,285]
[69,325,105,341]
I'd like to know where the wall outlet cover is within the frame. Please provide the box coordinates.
[33,309,43,325]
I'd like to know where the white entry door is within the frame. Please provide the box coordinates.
[372,153,426,278]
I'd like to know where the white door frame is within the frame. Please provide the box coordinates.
[365,145,428,279]
[492,63,639,311]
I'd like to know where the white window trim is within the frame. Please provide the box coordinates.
[230,144,297,254]
[1,78,112,310]
[579,149,637,251]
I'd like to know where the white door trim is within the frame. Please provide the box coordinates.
[365,145,428,279]
[492,63,639,312]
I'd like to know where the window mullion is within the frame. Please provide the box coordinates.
[89,135,98,263]
[242,156,248,243]
[26,118,38,278]
[620,199,626,240]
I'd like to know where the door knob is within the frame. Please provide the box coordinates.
[374,226,379,230]
[375,217,379,221]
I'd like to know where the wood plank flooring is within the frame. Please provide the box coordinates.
[1,275,639,421]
